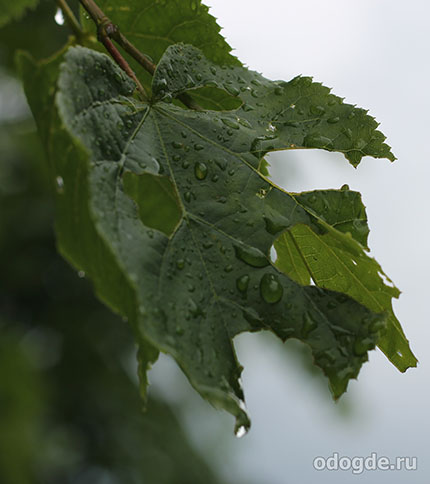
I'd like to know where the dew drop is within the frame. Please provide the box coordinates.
[223,84,240,96]
[234,245,269,268]
[77,270,85,278]
[236,275,250,293]
[176,259,185,270]
[194,144,204,151]
[172,141,183,149]
[340,184,350,191]
[260,273,283,304]
[327,116,340,124]
[235,425,247,438]
[303,133,333,149]
[310,105,326,116]
[194,162,208,180]
[302,312,318,337]
[221,117,240,130]
[224,265,233,273]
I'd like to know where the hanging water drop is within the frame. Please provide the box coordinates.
[54,8,65,25]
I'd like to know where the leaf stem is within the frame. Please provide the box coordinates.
[56,0,83,40]
[79,0,147,99]
[78,0,202,110]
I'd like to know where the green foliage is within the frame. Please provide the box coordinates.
[274,189,416,372]
[0,0,40,28]
[0,129,225,483]
[7,0,416,435]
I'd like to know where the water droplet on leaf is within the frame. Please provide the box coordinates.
[260,273,283,304]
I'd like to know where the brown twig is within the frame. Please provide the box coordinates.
[78,0,202,110]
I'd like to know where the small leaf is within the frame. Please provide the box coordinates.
[275,188,418,372]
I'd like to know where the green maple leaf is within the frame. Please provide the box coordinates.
[18,42,414,433]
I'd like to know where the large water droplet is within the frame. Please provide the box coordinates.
[234,245,269,268]
[260,273,283,304]
[194,162,208,180]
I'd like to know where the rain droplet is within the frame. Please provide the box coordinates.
[327,116,340,124]
[302,312,318,337]
[221,117,240,130]
[176,259,185,269]
[54,8,65,25]
[194,144,204,151]
[303,134,333,149]
[260,273,283,304]
[77,270,85,278]
[310,105,325,116]
[224,84,240,96]
[236,275,250,293]
[340,184,350,191]
[194,162,208,180]
[224,265,233,273]
[235,425,247,438]
[172,141,183,149]
[234,245,269,268]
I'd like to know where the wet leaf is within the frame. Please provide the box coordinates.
[18,43,411,433]
[275,188,418,372]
